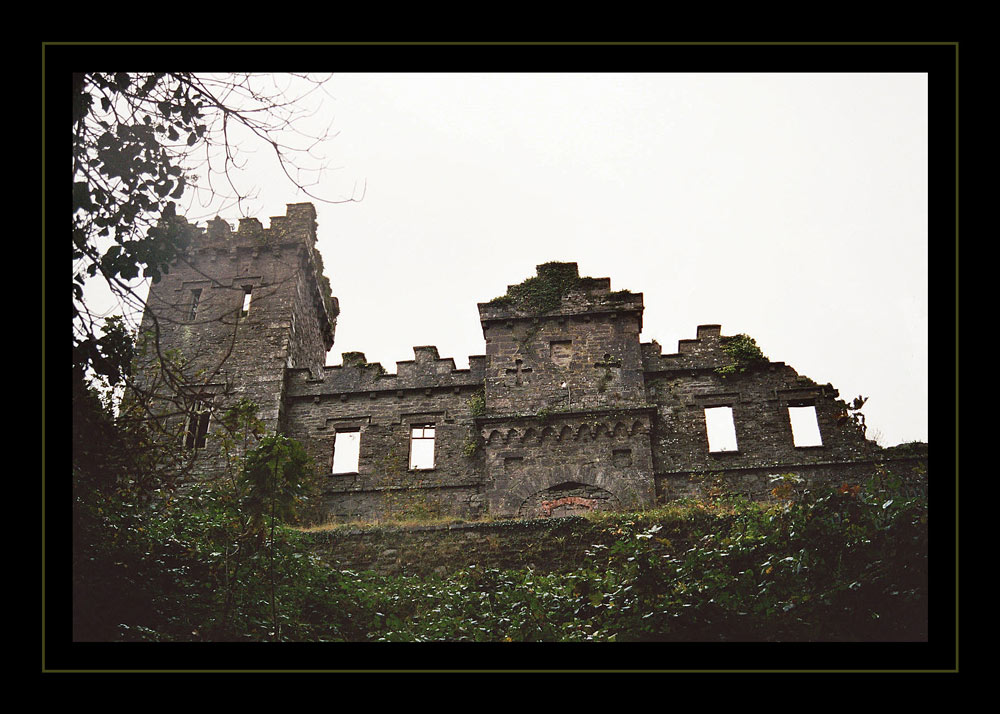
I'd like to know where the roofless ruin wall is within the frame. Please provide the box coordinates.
[138,204,924,524]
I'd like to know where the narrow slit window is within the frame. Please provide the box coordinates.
[184,402,211,449]
[189,289,202,322]
[409,424,435,470]
[331,429,361,474]
[704,406,738,453]
[789,405,823,447]
[240,286,253,317]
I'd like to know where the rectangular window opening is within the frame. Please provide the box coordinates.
[189,289,202,322]
[184,402,211,450]
[705,406,738,453]
[240,286,253,317]
[409,424,435,470]
[789,405,823,447]
[331,429,361,474]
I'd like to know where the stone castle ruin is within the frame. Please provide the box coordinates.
[135,203,923,523]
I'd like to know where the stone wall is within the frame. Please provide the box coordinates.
[643,325,878,491]
[132,203,335,481]
[478,408,656,517]
[284,346,487,522]
[303,517,637,577]
[133,207,924,525]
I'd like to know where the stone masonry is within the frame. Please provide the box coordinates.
[135,203,921,523]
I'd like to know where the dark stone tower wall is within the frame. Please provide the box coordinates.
[132,203,335,478]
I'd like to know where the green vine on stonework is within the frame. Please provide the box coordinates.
[468,389,486,417]
[462,430,481,458]
[535,406,556,422]
[715,334,768,378]
[486,262,588,315]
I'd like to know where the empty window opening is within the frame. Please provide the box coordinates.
[789,405,823,447]
[240,286,253,317]
[184,403,211,450]
[189,289,202,322]
[705,406,738,453]
[409,424,435,470]
[331,429,361,474]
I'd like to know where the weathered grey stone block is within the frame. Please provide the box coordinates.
[134,208,923,524]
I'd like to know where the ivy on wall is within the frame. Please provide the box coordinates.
[715,334,768,377]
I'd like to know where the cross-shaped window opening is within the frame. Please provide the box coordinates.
[505,358,532,386]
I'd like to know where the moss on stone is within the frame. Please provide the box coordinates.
[486,262,593,314]
[716,334,768,377]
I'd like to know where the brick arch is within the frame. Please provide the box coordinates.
[516,481,621,518]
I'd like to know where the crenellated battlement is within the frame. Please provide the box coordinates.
[286,345,487,399]
[137,230,914,525]
[187,202,319,251]
[641,324,777,373]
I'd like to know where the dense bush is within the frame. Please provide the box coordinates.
[74,464,926,641]
[341,474,926,642]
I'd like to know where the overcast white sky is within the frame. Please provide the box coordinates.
[174,72,928,447]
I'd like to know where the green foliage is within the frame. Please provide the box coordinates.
[72,72,343,388]
[72,389,354,641]
[73,73,205,383]
[486,262,587,314]
[241,435,311,535]
[468,389,486,417]
[836,394,870,437]
[73,386,926,642]
[715,333,768,377]
[73,479,372,641]
[462,430,481,458]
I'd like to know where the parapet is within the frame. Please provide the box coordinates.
[286,345,487,399]
[642,325,773,372]
[184,202,319,253]
[477,261,643,325]
[178,202,335,351]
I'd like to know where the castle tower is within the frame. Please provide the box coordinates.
[132,203,336,475]
[475,262,656,517]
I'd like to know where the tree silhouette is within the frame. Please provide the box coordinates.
[72,72,362,387]
[71,72,365,502]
